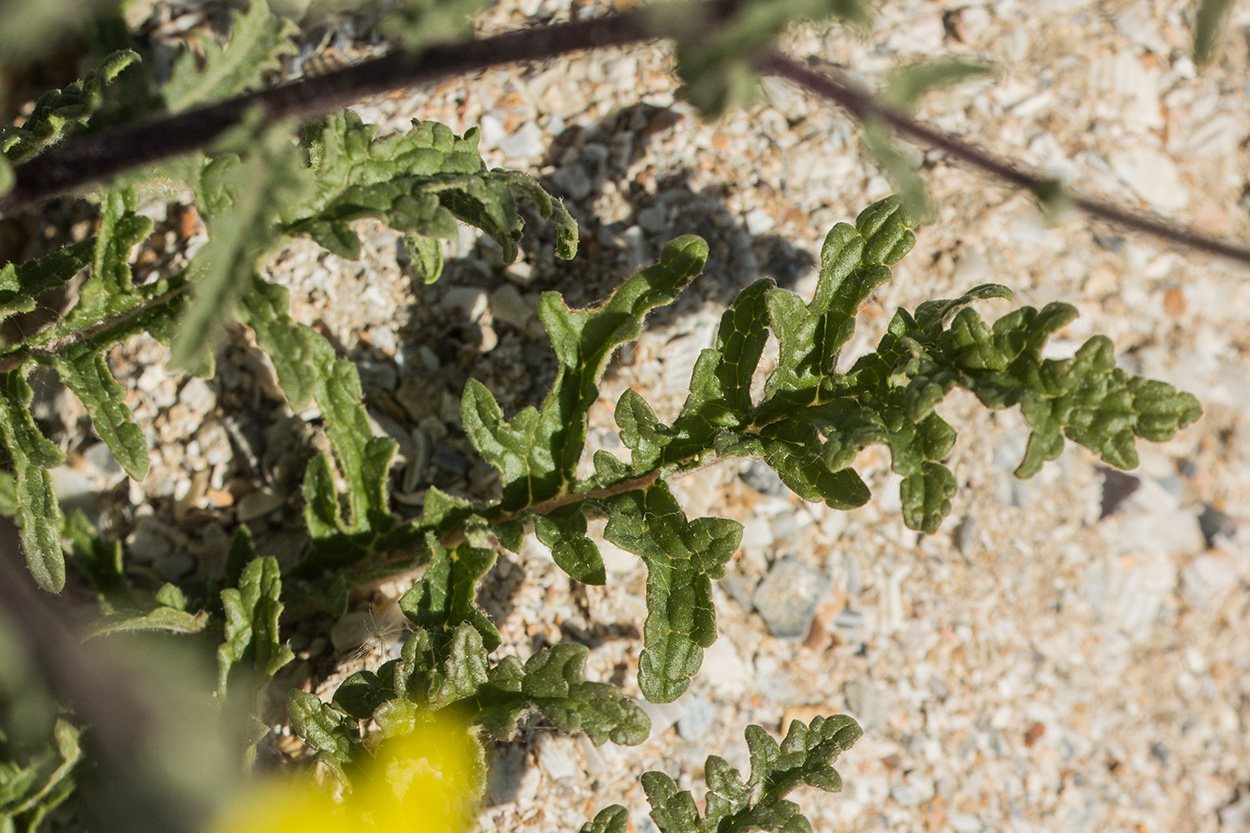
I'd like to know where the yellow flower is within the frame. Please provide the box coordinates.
[210,710,482,833]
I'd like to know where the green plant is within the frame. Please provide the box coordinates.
[0,1,1222,831]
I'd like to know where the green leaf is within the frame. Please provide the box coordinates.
[1,718,83,823]
[399,535,500,654]
[88,606,208,638]
[287,690,358,774]
[238,279,321,409]
[637,715,862,833]
[1193,0,1237,64]
[579,806,629,833]
[0,370,66,592]
[900,461,957,534]
[394,622,490,711]
[217,556,295,697]
[161,0,298,112]
[0,50,140,163]
[332,671,393,721]
[175,121,310,369]
[886,58,996,110]
[662,0,872,117]
[532,505,606,585]
[0,239,93,325]
[604,483,740,702]
[476,642,650,746]
[463,236,707,511]
[52,353,148,480]
[669,277,774,456]
[374,0,487,51]
[64,510,133,612]
[404,233,444,284]
[287,113,575,264]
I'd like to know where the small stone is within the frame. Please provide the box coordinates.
[551,166,593,201]
[126,516,180,565]
[82,442,125,479]
[498,122,545,159]
[1219,791,1250,833]
[638,699,685,736]
[357,361,399,392]
[536,734,578,781]
[677,695,717,740]
[1099,468,1141,518]
[484,745,529,806]
[179,377,216,414]
[699,636,750,694]
[843,678,887,731]
[753,557,829,640]
[720,574,758,611]
[1198,505,1238,547]
[490,284,535,331]
[636,205,667,233]
[154,550,195,582]
[504,261,535,285]
[1181,552,1241,609]
[431,444,468,476]
[238,489,287,521]
[442,287,490,321]
[1109,146,1188,212]
[890,776,935,807]
[744,208,775,236]
[953,515,977,555]
[740,461,787,497]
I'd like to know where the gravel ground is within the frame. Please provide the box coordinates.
[33,0,1250,831]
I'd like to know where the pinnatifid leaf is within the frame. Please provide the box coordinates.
[476,642,650,746]
[288,112,575,265]
[463,235,707,510]
[388,622,489,712]
[632,715,862,833]
[161,0,298,112]
[53,353,148,481]
[217,556,295,697]
[604,483,740,702]
[400,535,500,653]
[0,371,66,592]
[287,690,359,773]
[0,239,93,324]
[579,805,630,833]
[0,50,140,163]
[239,279,320,409]
[532,505,606,585]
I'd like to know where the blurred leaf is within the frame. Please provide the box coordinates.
[885,58,996,110]
[1193,0,1237,64]
[161,0,298,112]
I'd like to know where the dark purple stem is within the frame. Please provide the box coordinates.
[759,53,1250,266]
[0,8,661,214]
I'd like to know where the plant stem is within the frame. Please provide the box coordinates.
[0,518,197,833]
[0,283,189,374]
[3,4,1248,268]
[0,6,671,214]
[758,53,1250,266]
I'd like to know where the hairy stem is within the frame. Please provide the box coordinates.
[0,283,189,374]
[3,3,1246,269]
